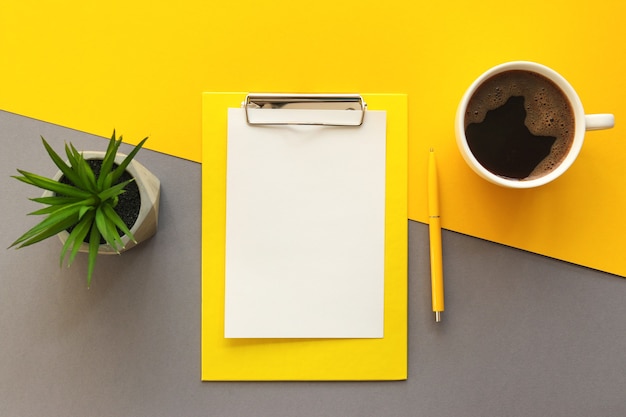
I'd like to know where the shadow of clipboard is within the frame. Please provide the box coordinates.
[201,93,408,381]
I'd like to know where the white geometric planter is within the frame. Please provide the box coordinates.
[44,151,160,255]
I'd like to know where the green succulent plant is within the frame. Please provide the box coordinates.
[9,131,148,286]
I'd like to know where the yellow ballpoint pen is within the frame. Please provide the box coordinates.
[428,148,445,322]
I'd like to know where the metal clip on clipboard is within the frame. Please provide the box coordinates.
[244,94,367,126]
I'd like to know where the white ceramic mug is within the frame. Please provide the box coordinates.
[455,61,614,188]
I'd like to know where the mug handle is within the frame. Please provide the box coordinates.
[585,114,615,131]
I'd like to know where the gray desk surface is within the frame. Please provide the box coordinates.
[2,110,626,416]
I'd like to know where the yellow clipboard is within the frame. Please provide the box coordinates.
[201,93,407,380]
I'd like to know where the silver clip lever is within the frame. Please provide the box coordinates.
[244,94,367,126]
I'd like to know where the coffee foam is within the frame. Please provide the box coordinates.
[464,70,575,180]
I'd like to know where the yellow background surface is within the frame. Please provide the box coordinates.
[1,1,625,275]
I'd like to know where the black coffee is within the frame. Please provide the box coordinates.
[464,70,575,180]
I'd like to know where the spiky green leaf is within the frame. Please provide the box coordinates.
[69,142,82,162]
[10,202,84,248]
[28,197,94,216]
[59,210,94,268]
[87,223,101,287]
[65,142,79,169]
[97,131,122,188]
[83,159,98,193]
[101,202,136,243]
[102,211,124,251]
[30,196,82,206]
[68,211,96,268]
[111,136,148,183]
[78,205,94,220]
[14,170,92,199]
[101,171,114,190]
[28,205,68,216]
[94,206,122,253]
[73,152,98,194]
[10,211,79,250]
[97,178,133,203]
[41,137,82,186]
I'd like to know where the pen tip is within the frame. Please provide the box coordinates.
[435,311,442,322]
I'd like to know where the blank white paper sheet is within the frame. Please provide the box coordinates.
[224,108,387,338]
